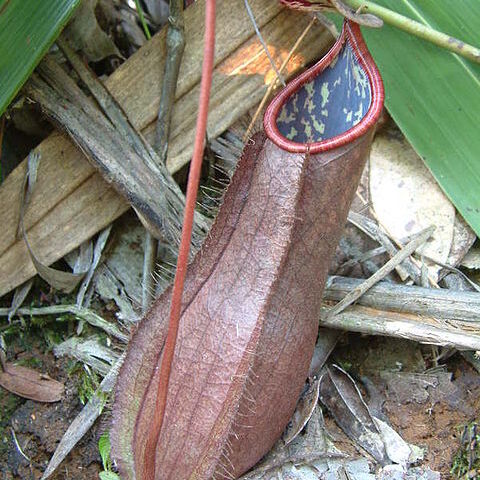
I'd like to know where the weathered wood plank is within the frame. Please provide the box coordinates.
[0,3,333,296]
[0,0,281,259]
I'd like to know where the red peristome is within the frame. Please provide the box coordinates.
[264,21,384,153]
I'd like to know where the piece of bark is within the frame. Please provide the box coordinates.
[326,226,435,319]
[26,55,208,246]
[0,2,332,297]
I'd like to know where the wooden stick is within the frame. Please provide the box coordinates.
[320,305,480,351]
[324,276,480,323]
[145,0,187,312]
[347,211,420,283]
[155,0,186,159]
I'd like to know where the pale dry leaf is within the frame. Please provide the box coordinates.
[65,239,94,274]
[446,215,476,270]
[41,355,124,479]
[369,132,455,280]
[373,417,411,466]
[7,279,34,322]
[76,225,112,307]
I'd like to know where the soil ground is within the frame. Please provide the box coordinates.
[1,329,477,479]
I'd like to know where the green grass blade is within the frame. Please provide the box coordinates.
[0,0,80,116]
[340,1,480,235]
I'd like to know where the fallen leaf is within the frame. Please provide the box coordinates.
[461,248,480,270]
[41,356,123,480]
[373,417,411,466]
[0,363,64,402]
[369,131,455,280]
[319,365,387,464]
[446,215,476,270]
[20,152,87,292]
[63,0,120,62]
[7,279,33,322]
[143,0,169,25]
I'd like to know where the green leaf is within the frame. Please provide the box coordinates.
[357,1,480,235]
[98,430,111,471]
[99,471,121,480]
[0,0,80,116]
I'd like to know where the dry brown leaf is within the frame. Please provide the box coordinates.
[0,363,64,402]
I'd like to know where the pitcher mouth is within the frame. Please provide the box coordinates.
[264,20,384,154]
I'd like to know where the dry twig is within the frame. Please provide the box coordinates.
[326,226,435,319]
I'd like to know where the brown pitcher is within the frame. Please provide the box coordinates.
[112,19,384,480]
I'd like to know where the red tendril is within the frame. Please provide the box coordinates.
[142,1,216,478]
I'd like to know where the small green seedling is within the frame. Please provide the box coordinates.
[98,430,120,480]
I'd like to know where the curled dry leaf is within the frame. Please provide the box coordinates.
[0,363,64,402]
[319,365,388,465]
[63,0,120,62]
[20,152,87,292]
[283,378,321,445]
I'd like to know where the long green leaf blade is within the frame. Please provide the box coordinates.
[343,1,480,235]
[0,0,80,116]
